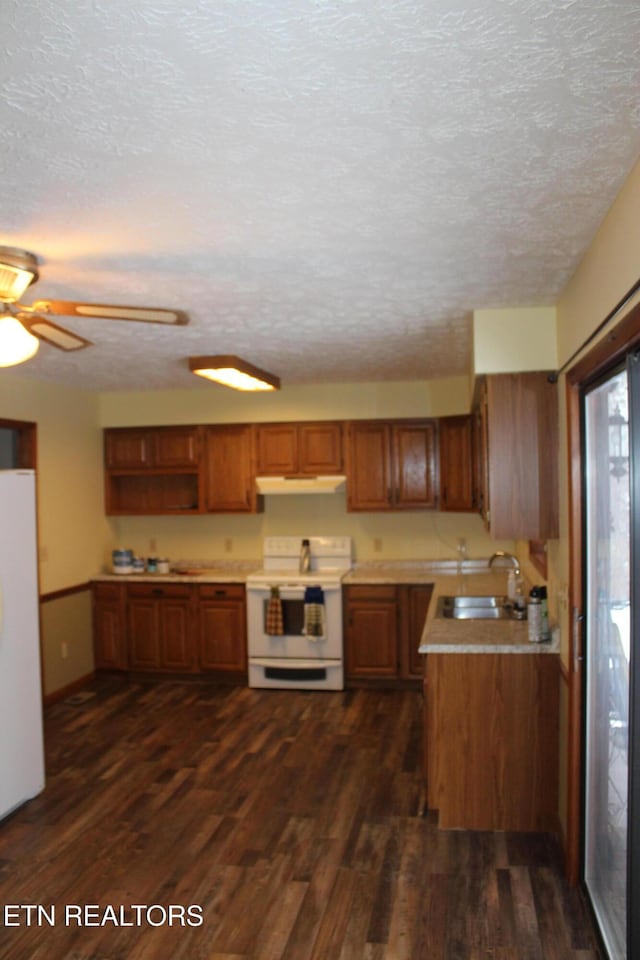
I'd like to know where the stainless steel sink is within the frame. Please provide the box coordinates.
[436,595,515,620]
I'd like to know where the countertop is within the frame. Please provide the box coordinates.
[416,569,559,655]
[93,562,261,584]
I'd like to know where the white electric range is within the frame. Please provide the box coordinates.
[245,536,352,690]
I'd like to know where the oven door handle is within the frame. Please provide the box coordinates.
[250,657,341,667]
[247,583,341,595]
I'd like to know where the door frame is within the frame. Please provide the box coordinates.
[565,300,640,884]
[0,417,37,469]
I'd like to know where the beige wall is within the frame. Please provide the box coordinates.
[40,591,94,698]
[473,307,558,373]
[98,375,473,426]
[0,373,108,692]
[109,498,509,568]
[0,374,108,591]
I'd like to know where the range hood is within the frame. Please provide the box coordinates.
[255,475,347,495]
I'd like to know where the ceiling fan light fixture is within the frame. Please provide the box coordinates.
[189,355,280,391]
[0,315,40,367]
[0,247,39,303]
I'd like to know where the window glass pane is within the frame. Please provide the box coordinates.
[584,368,629,960]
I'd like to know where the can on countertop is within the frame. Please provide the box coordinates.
[112,548,134,574]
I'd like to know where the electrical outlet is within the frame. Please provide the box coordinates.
[557,583,569,611]
[61,642,69,660]
[224,537,233,553]
[373,538,382,553]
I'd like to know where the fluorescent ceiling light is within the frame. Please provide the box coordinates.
[0,316,40,366]
[189,355,280,391]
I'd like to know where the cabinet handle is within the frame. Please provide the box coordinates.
[214,589,226,597]
[572,607,584,673]
[152,588,164,597]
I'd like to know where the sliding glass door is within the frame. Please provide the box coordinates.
[583,359,638,959]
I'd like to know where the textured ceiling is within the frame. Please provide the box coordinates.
[1,0,639,391]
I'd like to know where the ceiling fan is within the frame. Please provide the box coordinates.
[0,245,189,367]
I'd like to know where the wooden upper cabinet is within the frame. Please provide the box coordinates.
[256,421,344,476]
[474,372,559,540]
[105,426,201,469]
[438,415,475,512]
[153,427,201,467]
[346,421,392,510]
[204,424,262,513]
[105,429,153,469]
[346,419,438,511]
[393,420,438,509]
[104,426,203,515]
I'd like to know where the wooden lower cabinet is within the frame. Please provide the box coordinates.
[92,580,246,677]
[198,584,247,674]
[344,583,432,684]
[127,583,197,672]
[425,651,559,831]
[399,584,432,678]
[92,582,127,670]
[345,585,399,679]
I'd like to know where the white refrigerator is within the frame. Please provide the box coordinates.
[0,469,45,820]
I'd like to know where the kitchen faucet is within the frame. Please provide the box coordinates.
[488,551,520,576]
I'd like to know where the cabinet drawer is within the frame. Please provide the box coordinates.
[199,583,245,600]
[93,582,124,602]
[344,584,398,601]
[127,582,193,599]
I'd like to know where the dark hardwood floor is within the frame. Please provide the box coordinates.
[0,676,602,960]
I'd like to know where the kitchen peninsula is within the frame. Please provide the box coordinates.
[418,572,560,833]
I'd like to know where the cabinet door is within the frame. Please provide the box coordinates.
[400,584,433,679]
[199,590,247,672]
[92,583,126,670]
[474,381,490,525]
[346,422,391,511]
[153,427,201,467]
[205,425,260,512]
[439,415,474,512]
[159,599,194,671]
[256,422,344,476]
[127,597,161,670]
[393,421,438,509]
[345,586,398,678]
[298,422,343,474]
[104,429,152,469]
[483,373,558,539]
[256,424,297,475]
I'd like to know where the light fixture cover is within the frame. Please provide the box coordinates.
[0,247,39,303]
[189,355,280,391]
[0,316,40,366]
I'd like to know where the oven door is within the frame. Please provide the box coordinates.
[246,583,343,660]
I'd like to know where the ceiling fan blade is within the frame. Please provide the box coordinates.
[32,299,189,326]
[22,315,92,351]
